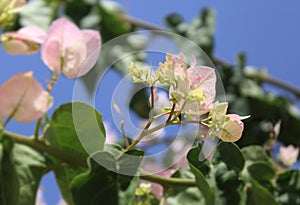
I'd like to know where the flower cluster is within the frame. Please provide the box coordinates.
[0,14,101,123]
[156,53,216,116]
[129,53,249,142]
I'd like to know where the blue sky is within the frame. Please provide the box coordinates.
[1,0,300,204]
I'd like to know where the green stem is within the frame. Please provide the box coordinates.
[3,130,87,167]
[33,119,41,140]
[123,120,153,153]
[140,170,196,187]
[120,120,129,147]
[34,74,59,140]
[2,130,197,188]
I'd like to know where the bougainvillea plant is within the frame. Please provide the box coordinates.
[0,1,299,205]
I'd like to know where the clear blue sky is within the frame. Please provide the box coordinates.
[1,0,300,204]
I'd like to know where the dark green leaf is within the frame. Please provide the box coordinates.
[71,149,143,205]
[98,1,132,42]
[187,144,215,205]
[275,170,300,205]
[246,179,279,205]
[0,140,18,205]
[65,0,92,25]
[0,140,47,205]
[247,161,276,182]
[212,142,245,173]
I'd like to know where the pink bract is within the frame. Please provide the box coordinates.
[41,18,101,79]
[0,72,53,123]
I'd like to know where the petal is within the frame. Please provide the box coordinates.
[0,72,52,123]
[66,30,101,78]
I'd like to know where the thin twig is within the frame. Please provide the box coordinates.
[166,103,176,122]
[120,120,129,147]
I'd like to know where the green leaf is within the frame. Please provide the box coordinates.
[212,142,245,173]
[0,139,47,205]
[71,149,143,205]
[241,145,270,162]
[187,144,215,205]
[12,144,48,205]
[167,187,205,205]
[239,79,264,98]
[98,1,132,42]
[19,0,55,30]
[44,102,106,204]
[0,139,18,205]
[65,0,92,25]
[241,145,274,171]
[45,102,105,157]
[211,142,245,205]
[245,179,279,205]
[167,169,205,205]
[165,8,216,56]
[247,161,275,182]
[275,170,300,205]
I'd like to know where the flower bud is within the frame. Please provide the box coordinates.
[1,26,46,55]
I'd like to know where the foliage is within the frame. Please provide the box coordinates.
[0,0,299,205]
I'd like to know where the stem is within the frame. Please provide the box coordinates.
[34,74,59,140]
[120,120,129,147]
[150,86,154,109]
[166,103,176,122]
[140,170,196,187]
[123,120,153,153]
[124,86,156,152]
[246,72,300,99]
[2,130,198,188]
[123,15,168,33]
[3,130,87,167]
[33,119,41,140]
